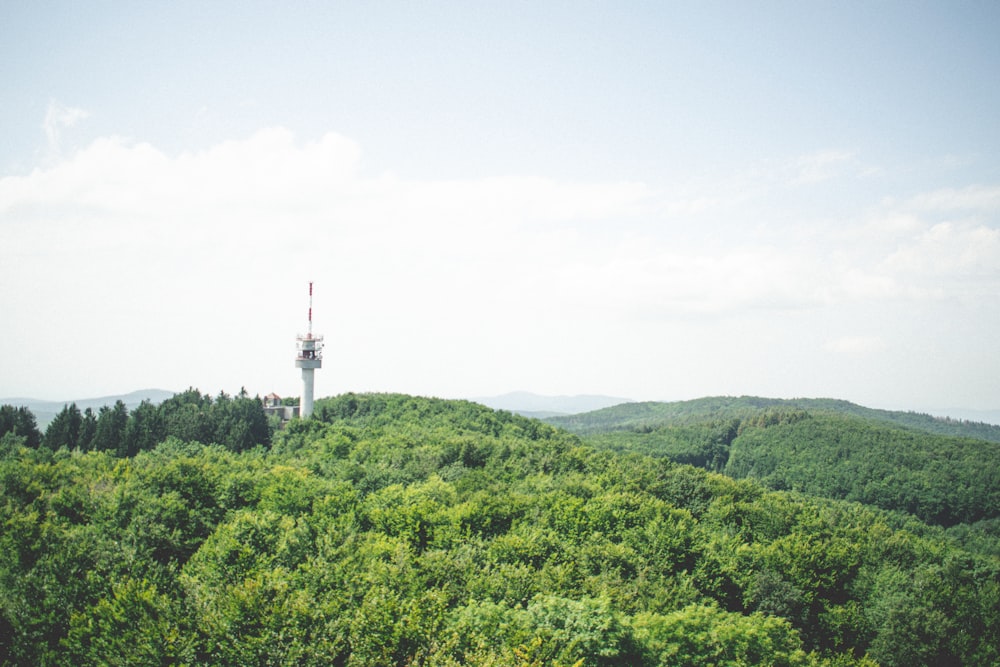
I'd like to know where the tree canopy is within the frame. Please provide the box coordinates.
[1,392,997,665]
[552,400,1000,528]
[25,388,272,457]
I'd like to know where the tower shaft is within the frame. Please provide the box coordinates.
[301,367,316,419]
[295,282,323,418]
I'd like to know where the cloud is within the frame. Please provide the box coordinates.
[556,244,835,317]
[883,221,1000,278]
[0,128,658,333]
[3,130,999,337]
[906,185,1000,213]
[3,130,1000,404]
[824,335,886,356]
[42,101,89,154]
[786,149,857,186]
[869,185,1000,289]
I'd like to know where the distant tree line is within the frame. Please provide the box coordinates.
[0,389,271,456]
[568,406,1000,528]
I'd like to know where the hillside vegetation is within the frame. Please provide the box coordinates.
[547,396,1000,443]
[1,393,998,666]
[546,397,1000,528]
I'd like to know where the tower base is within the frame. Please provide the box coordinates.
[301,368,315,419]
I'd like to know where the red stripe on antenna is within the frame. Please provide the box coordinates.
[307,283,314,335]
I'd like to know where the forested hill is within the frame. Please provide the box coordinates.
[1,392,998,665]
[544,395,1000,442]
[545,396,1000,528]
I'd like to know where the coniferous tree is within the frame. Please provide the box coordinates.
[124,399,165,456]
[78,407,97,452]
[0,404,42,448]
[44,403,82,450]
[93,401,129,456]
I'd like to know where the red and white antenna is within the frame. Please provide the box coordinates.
[295,281,324,419]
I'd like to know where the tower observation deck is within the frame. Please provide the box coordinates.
[295,282,324,418]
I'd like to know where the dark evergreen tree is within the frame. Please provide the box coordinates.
[78,407,97,452]
[93,401,129,456]
[216,394,271,452]
[0,404,42,448]
[124,399,165,456]
[159,388,215,444]
[43,403,82,450]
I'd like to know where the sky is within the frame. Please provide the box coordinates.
[2,1,999,415]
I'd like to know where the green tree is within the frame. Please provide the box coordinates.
[159,389,215,444]
[124,399,165,456]
[78,408,97,452]
[0,405,42,449]
[64,577,191,665]
[631,603,812,666]
[212,393,271,452]
[43,403,82,450]
[92,401,129,456]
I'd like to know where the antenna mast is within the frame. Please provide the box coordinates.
[295,281,324,418]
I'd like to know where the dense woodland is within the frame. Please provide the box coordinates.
[1,392,999,665]
[546,396,1000,443]
[548,398,1000,529]
[12,389,272,457]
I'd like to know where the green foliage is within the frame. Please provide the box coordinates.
[547,396,1000,444]
[65,577,191,665]
[92,401,128,456]
[632,603,813,666]
[0,404,42,449]
[558,399,1000,528]
[0,392,996,666]
[43,403,83,450]
[725,412,1000,526]
[36,389,272,456]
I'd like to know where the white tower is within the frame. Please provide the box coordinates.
[295,282,324,418]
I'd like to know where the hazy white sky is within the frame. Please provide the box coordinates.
[2,1,999,412]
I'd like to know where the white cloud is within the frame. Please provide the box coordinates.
[0,129,661,395]
[907,185,1000,213]
[824,335,886,356]
[786,149,857,185]
[870,186,1000,285]
[9,133,992,321]
[3,130,1000,403]
[42,101,89,154]
[882,221,1000,277]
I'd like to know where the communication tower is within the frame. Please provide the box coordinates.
[295,282,324,418]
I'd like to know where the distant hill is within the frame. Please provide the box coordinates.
[472,390,632,417]
[545,396,1000,527]
[545,395,1000,443]
[930,407,1000,427]
[0,389,176,428]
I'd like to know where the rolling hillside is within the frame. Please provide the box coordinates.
[545,395,1000,442]
[471,391,633,418]
[0,389,175,428]
[2,392,998,665]
[546,396,1000,527]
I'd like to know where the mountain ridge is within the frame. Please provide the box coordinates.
[471,390,633,416]
[0,389,176,427]
[544,394,1000,443]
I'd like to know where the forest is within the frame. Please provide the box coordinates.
[1,392,999,665]
[4,388,272,457]
[547,397,1000,529]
